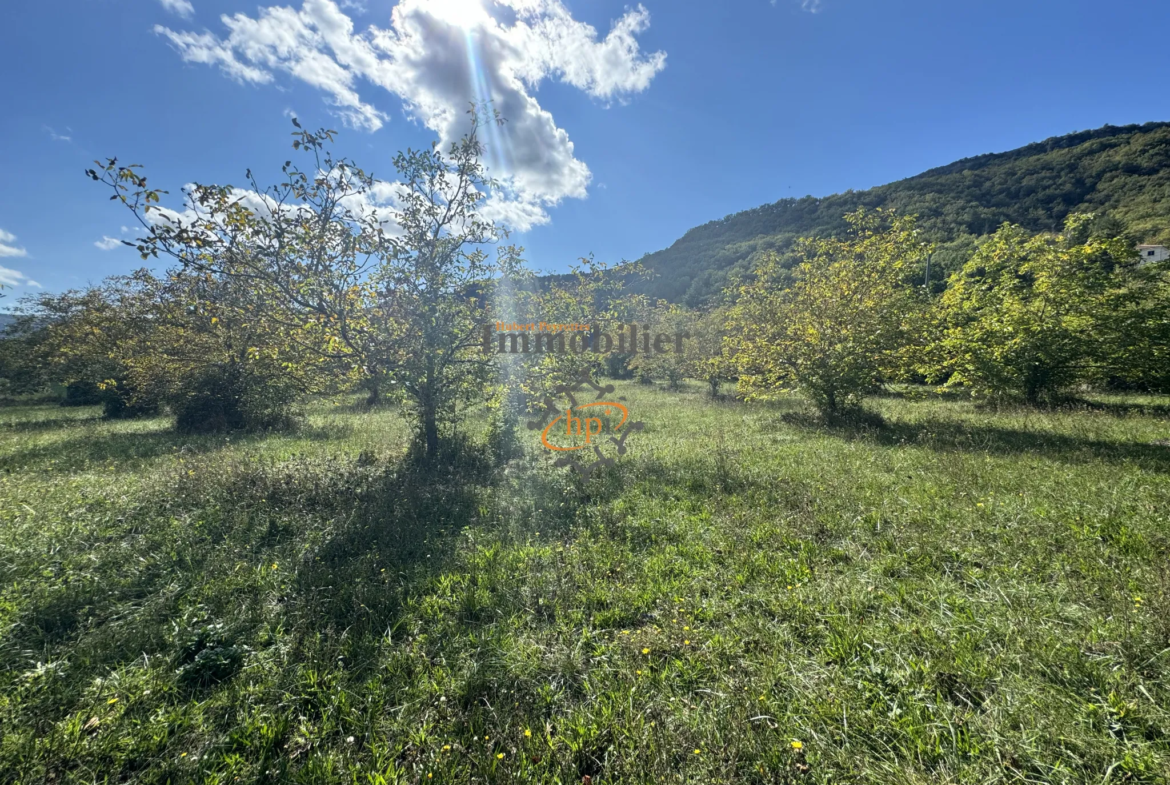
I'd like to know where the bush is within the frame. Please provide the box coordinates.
[61,380,103,407]
[172,362,300,434]
[486,406,522,464]
[95,379,161,419]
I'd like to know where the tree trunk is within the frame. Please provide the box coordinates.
[423,401,438,458]
[422,357,438,459]
[365,381,380,407]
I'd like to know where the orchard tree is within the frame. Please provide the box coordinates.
[626,301,732,394]
[512,256,648,399]
[90,109,524,456]
[1092,261,1170,392]
[728,209,931,416]
[935,215,1141,403]
[627,302,694,390]
[10,278,162,414]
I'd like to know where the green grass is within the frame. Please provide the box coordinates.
[2,385,1170,783]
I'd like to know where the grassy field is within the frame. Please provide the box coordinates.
[2,385,1170,784]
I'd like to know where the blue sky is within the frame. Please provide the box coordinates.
[1,0,1168,302]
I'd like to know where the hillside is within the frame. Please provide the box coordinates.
[0,314,16,332]
[638,122,1170,304]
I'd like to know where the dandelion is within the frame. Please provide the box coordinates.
[272,563,279,570]
[524,729,532,738]
[683,626,690,631]
[497,752,505,760]
[636,670,643,675]
[684,640,691,645]
[442,745,451,751]
[694,748,701,755]
[791,740,803,750]
[642,648,650,655]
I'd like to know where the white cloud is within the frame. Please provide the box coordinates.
[0,228,28,259]
[0,265,40,288]
[159,0,195,19]
[95,236,123,250]
[154,0,666,231]
[773,0,822,10]
[43,125,72,143]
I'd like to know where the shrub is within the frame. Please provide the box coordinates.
[61,380,103,407]
[172,362,300,434]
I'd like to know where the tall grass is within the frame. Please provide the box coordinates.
[1,386,1169,783]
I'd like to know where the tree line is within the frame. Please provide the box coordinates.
[2,117,1168,447]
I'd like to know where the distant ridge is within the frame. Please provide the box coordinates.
[636,121,1170,304]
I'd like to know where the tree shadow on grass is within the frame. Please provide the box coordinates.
[0,408,105,433]
[1071,399,1170,419]
[0,421,351,474]
[781,411,1170,473]
[4,436,505,706]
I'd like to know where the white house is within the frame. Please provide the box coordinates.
[1137,244,1169,265]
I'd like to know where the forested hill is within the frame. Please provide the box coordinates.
[638,121,1170,304]
[0,314,15,331]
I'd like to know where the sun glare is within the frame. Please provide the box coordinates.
[429,0,488,29]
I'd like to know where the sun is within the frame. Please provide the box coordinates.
[428,0,488,29]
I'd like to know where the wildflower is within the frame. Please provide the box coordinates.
[272,563,279,570]
[497,752,505,760]
[428,775,433,780]
[694,749,701,755]
[791,740,803,750]
[642,648,650,654]
[636,670,643,675]
[524,729,532,738]
[442,745,451,751]
[684,640,691,645]
[621,630,630,635]
[683,626,690,631]
[346,736,355,744]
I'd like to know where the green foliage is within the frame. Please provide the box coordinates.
[510,255,648,399]
[934,215,1146,402]
[171,361,301,434]
[729,210,931,415]
[637,122,1170,304]
[626,303,731,394]
[90,111,523,456]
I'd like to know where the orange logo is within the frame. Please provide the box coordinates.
[541,402,630,451]
[528,375,644,478]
